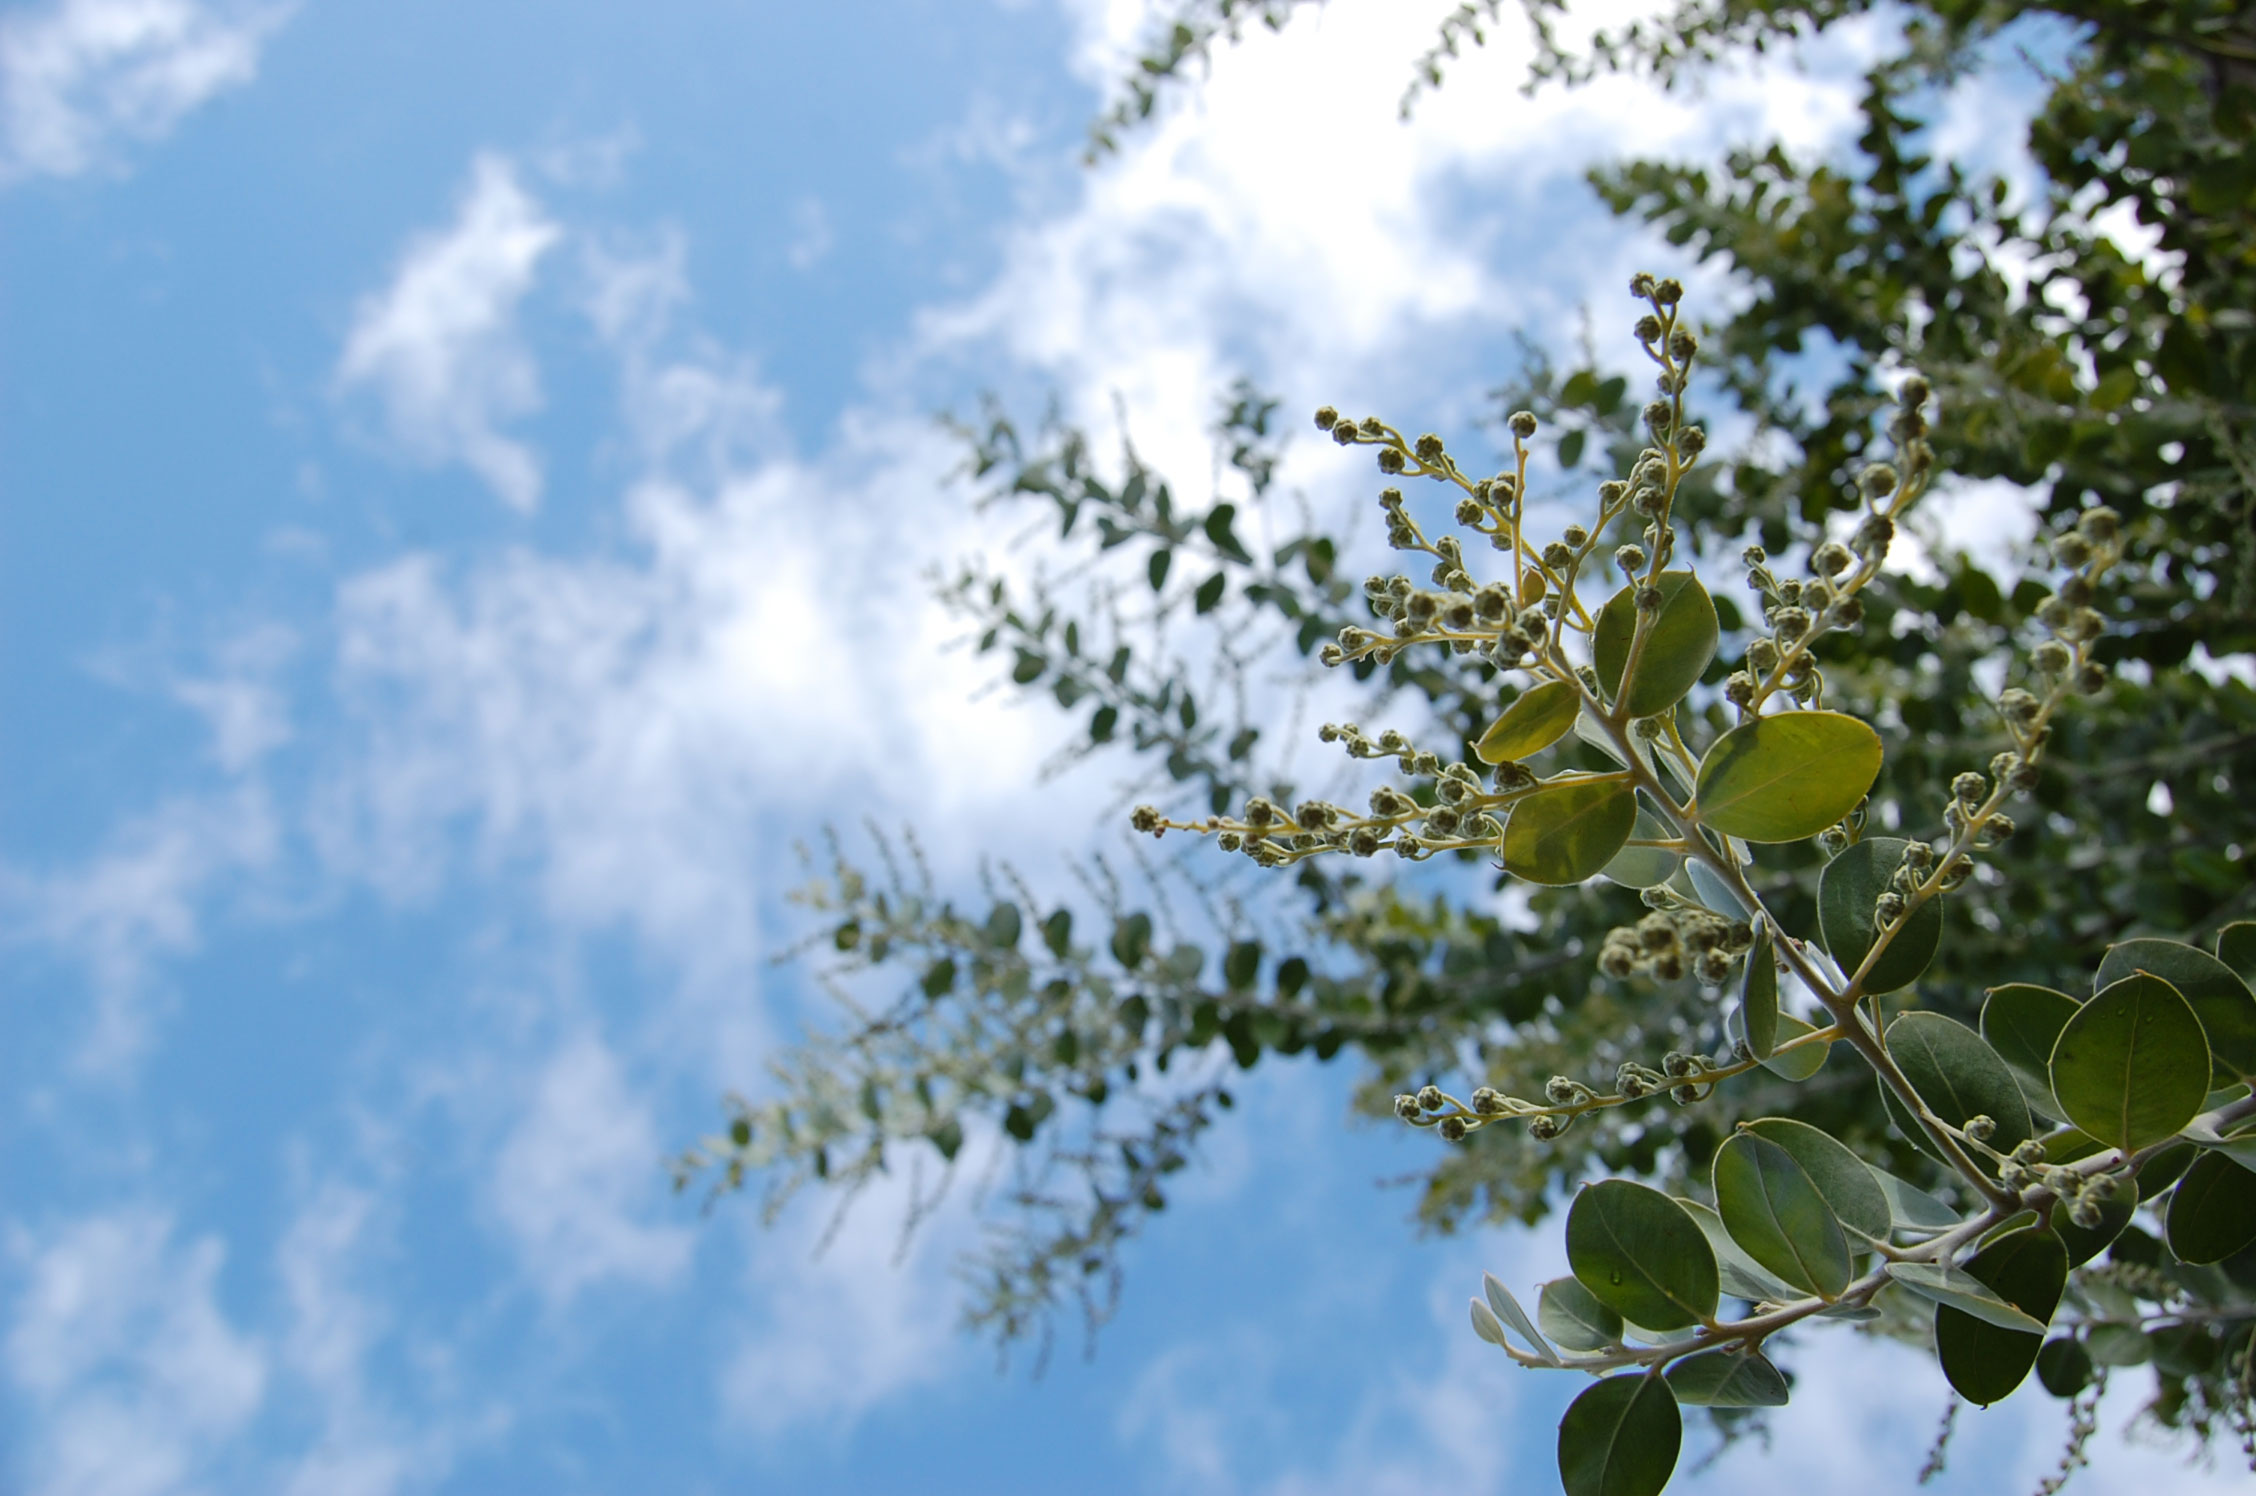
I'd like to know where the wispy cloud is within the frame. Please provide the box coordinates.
[5,1208,267,1496]
[2,784,278,1072]
[489,1033,694,1301]
[336,154,562,513]
[0,0,292,184]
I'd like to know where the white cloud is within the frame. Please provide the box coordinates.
[1,783,278,1072]
[5,1208,266,1496]
[490,1033,695,1301]
[336,154,562,513]
[0,0,292,183]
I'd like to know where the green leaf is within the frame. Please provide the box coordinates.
[1600,810,1681,889]
[1483,1272,1562,1365]
[1981,984,2079,1121]
[1202,502,1252,562]
[1041,908,1073,958]
[1680,1199,1803,1304]
[1469,1296,1510,1348]
[2036,1336,2094,1398]
[921,958,957,998]
[1713,1133,1852,1299]
[1665,1348,1791,1407]
[1148,547,1172,591]
[1728,1009,1829,1082]
[2166,1150,2256,1264]
[1694,711,1883,843]
[1557,1376,1681,1496]
[1885,1263,2048,1334]
[1869,1165,1963,1233]
[1502,776,1637,886]
[2049,971,2210,1155]
[2096,938,2256,1081]
[1538,1276,1624,1351]
[1740,926,1779,1059]
[984,902,1022,948]
[1558,426,1587,468]
[1817,837,1943,994]
[1935,1226,2068,1405]
[1475,679,1581,763]
[1881,1012,2032,1159]
[2085,1322,2151,1366]
[1194,570,1226,613]
[2218,921,2256,984]
[1594,571,1718,718]
[1110,912,1152,968]
[1743,1118,1892,1243]
[1223,940,1261,989]
[1566,1180,1720,1332]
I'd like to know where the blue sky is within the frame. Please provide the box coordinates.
[0,2,2241,1493]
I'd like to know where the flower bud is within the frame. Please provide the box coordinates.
[1508,410,1538,440]
[1314,405,1339,431]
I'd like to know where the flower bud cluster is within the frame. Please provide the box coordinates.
[1597,889,1754,984]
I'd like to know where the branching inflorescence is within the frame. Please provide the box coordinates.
[1130,279,2256,1496]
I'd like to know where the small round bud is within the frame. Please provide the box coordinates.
[1377,447,1406,475]
[1528,1115,1563,1140]
[1963,1114,1997,1143]
[1544,1075,1577,1104]
[1314,405,1339,431]
[1637,585,1662,613]
[1652,278,1683,306]
[1859,463,1899,499]
[1414,432,1446,463]
[1629,272,1657,298]
[1437,1116,1468,1142]
[1471,1087,1507,1116]
[1667,329,1698,360]
[1561,524,1589,548]
[2077,506,2120,544]
[2050,532,2092,568]
[1394,1094,1420,1121]
[1677,426,1705,457]
[1416,1085,1446,1112]
[1643,400,1673,437]
[1130,805,1161,833]
[1542,541,1574,570]
[1899,375,1931,408]
[1508,410,1539,441]
[1633,314,1663,343]
[2031,639,2072,676]
[2076,662,2108,695]
[1952,772,1986,804]
[1615,544,1646,573]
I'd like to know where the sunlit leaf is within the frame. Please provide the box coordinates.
[1538,1276,1624,1352]
[1694,711,1883,843]
[1593,570,1718,719]
[1503,776,1637,886]
[1743,1118,1892,1243]
[2095,938,2256,1081]
[1886,1263,2047,1334]
[1476,678,1581,763]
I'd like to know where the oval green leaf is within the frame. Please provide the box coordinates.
[1539,1276,1625,1352]
[1503,776,1638,887]
[1882,1012,2033,1159]
[1744,1118,1893,1243]
[1982,984,2079,1122]
[1593,570,1718,719]
[2218,921,2256,984]
[1558,1375,1681,1496]
[1476,678,1582,764]
[1713,1133,1853,1299]
[1885,1263,2049,1334]
[1817,837,1944,995]
[2049,971,2210,1155]
[1680,1198,1803,1304]
[1483,1271,1561,1365]
[1740,926,1779,1059]
[1935,1226,2068,1405]
[2096,938,2256,1081]
[1665,1348,1790,1408]
[1694,711,1883,843]
[2165,1149,2256,1264]
[1729,1009,1830,1082]
[1566,1180,1720,1332]
[2036,1336,2094,1398]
